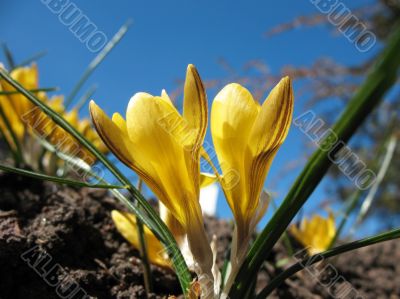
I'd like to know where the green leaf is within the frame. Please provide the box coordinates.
[0,66,192,294]
[229,22,400,298]
[65,20,132,107]
[352,134,397,229]
[135,179,153,295]
[331,118,398,247]
[0,163,127,189]
[2,43,15,69]
[15,51,47,69]
[0,87,58,95]
[255,228,400,298]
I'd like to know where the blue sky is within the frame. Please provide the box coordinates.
[0,1,381,236]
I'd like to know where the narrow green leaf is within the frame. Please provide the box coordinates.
[353,134,397,228]
[229,22,400,298]
[65,20,132,107]
[255,228,400,298]
[0,163,127,189]
[15,51,47,69]
[0,67,191,294]
[0,87,58,95]
[2,44,15,69]
[135,179,154,295]
[331,118,398,247]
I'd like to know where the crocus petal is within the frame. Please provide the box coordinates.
[0,97,25,144]
[111,210,171,268]
[290,213,336,255]
[90,101,137,168]
[200,172,217,188]
[125,93,198,225]
[183,64,208,150]
[3,64,38,117]
[159,201,186,246]
[246,77,294,220]
[249,77,294,156]
[211,83,259,235]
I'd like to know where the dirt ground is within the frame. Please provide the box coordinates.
[0,173,399,298]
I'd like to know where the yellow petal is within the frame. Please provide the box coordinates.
[327,212,336,240]
[125,92,199,227]
[290,213,336,255]
[183,64,208,150]
[112,112,129,135]
[159,201,186,246]
[246,77,294,221]
[200,172,217,188]
[249,77,294,156]
[3,64,38,117]
[111,210,171,268]
[160,89,176,109]
[0,64,39,142]
[64,109,79,128]
[0,95,25,144]
[211,83,260,240]
[90,100,137,169]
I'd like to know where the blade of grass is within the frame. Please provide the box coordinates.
[270,195,294,256]
[136,179,153,296]
[65,20,132,107]
[0,67,191,294]
[15,51,47,69]
[331,118,397,247]
[351,134,397,233]
[255,228,400,298]
[2,44,15,69]
[229,22,400,298]
[0,163,127,189]
[35,135,94,173]
[0,104,24,165]
[0,87,58,95]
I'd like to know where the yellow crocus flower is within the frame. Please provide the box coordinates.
[0,63,106,169]
[0,64,38,144]
[0,83,25,146]
[290,213,336,255]
[211,77,294,260]
[2,64,38,118]
[90,65,214,281]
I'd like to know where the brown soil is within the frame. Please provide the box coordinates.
[0,173,399,298]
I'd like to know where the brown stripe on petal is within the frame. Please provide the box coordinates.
[247,81,293,216]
